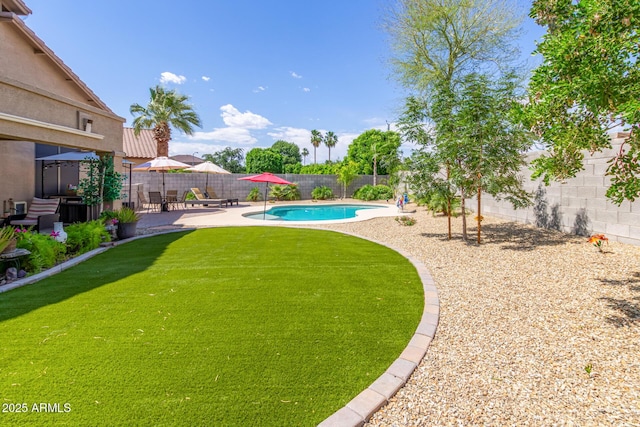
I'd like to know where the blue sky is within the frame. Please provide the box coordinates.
[24,0,545,163]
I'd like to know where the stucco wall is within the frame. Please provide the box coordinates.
[476,134,640,246]
[0,140,35,207]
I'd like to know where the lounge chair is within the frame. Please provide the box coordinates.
[165,190,179,210]
[189,188,228,208]
[9,197,60,232]
[206,186,239,206]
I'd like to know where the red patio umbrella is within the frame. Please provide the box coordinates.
[238,172,293,219]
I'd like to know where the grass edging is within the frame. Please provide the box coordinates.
[317,230,440,427]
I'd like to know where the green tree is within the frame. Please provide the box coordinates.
[301,148,309,165]
[310,129,323,164]
[323,131,338,162]
[245,148,283,173]
[346,129,401,183]
[524,0,640,204]
[130,85,202,157]
[203,147,244,173]
[436,73,532,242]
[336,161,359,199]
[271,140,302,170]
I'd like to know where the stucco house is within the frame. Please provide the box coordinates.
[0,0,125,213]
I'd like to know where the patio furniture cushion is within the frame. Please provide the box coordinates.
[10,197,60,231]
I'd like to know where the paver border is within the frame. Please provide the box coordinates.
[317,230,439,427]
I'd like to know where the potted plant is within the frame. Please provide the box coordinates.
[114,207,140,240]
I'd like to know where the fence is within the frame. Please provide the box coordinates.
[476,133,640,245]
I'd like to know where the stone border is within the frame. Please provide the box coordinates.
[318,232,440,427]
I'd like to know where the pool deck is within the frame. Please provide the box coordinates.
[137,199,406,230]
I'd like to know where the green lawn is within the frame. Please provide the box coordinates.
[0,227,424,426]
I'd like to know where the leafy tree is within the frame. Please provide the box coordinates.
[435,73,532,242]
[245,148,283,173]
[323,131,338,162]
[299,163,340,175]
[78,155,123,216]
[336,161,359,198]
[301,148,309,165]
[130,85,202,157]
[346,129,401,183]
[271,140,302,170]
[203,147,244,173]
[524,0,640,204]
[310,129,323,164]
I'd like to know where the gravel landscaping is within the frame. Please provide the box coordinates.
[319,210,640,426]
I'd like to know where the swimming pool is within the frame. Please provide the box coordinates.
[243,204,384,221]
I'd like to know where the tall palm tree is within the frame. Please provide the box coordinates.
[130,85,202,157]
[310,129,323,164]
[323,131,338,162]
[301,148,309,165]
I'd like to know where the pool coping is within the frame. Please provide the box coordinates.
[0,225,439,427]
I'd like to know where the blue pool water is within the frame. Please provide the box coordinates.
[244,204,383,221]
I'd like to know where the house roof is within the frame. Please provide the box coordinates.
[123,127,156,159]
[0,6,113,113]
[171,154,204,165]
[1,0,31,15]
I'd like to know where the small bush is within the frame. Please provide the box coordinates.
[246,186,262,202]
[353,184,393,201]
[270,184,300,201]
[311,186,334,200]
[395,216,416,226]
[427,192,461,216]
[66,220,110,255]
[16,230,66,273]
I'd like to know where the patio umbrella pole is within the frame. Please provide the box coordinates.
[263,183,268,220]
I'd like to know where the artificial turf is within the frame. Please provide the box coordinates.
[0,227,424,426]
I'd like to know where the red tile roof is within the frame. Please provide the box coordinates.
[123,127,156,160]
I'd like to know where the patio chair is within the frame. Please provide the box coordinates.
[137,190,149,212]
[147,191,163,212]
[165,190,179,211]
[9,197,60,232]
[189,188,228,208]
[206,186,239,206]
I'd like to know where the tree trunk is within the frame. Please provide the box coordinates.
[373,155,377,186]
[447,164,451,240]
[461,196,467,241]
[477,186,482,244]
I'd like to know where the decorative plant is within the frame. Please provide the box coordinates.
[588,234,608,253]
[0,226,16,253]
[16,230,66,273]
[269,184,300,201]
[65,220,111,255]
[78,155,124,208]
[246,186,262,202]
[114,207,140,224]
[395,215,416,226]
[311,186,334,200]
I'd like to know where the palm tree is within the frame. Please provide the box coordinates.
[301,148,309,165]
[130,85,202,157]
[310,129,323,164]
[324,131,338,162]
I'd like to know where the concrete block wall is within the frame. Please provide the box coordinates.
[128,173,387,204]
[477,134,640,246]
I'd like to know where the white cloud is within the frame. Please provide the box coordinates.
[290,71,302,79]
[168,141,227,157]
[160,71,187,84]
[202,76,210,82]
[188,127,258,145]
[267,127,311,146]
[220,104,272,129]
[253,86,267,93]
[303,87,311,92]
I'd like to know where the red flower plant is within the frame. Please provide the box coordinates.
[588,234,608,252]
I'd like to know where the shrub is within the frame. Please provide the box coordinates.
[269,184,300,201]
[246,186,262,202]
[395,216,416,226]
[353,184,393,201]
[114,207,140,223]
[311,186,334,200]
[16,230,66,273]
[65,220,110,255]
[427,192,461,216]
